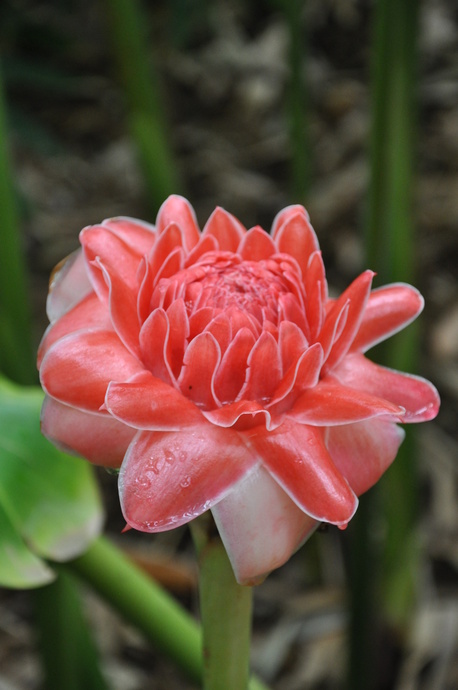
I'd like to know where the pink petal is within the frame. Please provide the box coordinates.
[333,353,440,422]
[156,195,201,252]
[119,424,259,531]
[278,293,310,338]
[148,223,185,283]
[202,207,246,252]
[203,400,273,430]
[101,217,156,256]
[178,332,221,408]
[244,419,358,524]
[239,226,276,261]
[321,270,374,374]
[203,313,231,354]
[351,283,424,353]
[139,308,174,385]
[278,321,309,374]
[241,331,281,402]
[166,299,189,378]
[185,234,219,267]
[105,371,203,430]
[304,252,327,340]
[212,465,318,585]
[289,380,405,425]
[326,419,405,496]
[41,396,135,467]
[189,307,217,340]
[80,225,141,299]
[214,327,256,403]
[38,292,111,368]
[269,342,323,407]
[40,330,144,412]
[46,250,92,323]
[95,258,141,359]
[272,206,319,279]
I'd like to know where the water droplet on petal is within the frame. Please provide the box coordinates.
[180,476,192,488]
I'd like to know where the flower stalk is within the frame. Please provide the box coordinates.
[67,535,270,690]
[191,515,261,690]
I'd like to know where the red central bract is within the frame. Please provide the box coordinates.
[38,196,440,584]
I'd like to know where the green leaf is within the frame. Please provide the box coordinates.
[0,376,104,588]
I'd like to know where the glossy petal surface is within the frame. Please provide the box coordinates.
[213,465,318,585]
[119,423,259,531]
[37,198,440,583]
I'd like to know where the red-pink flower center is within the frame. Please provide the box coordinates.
[177,256,291,323]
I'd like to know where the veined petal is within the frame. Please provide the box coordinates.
[38,292,110,367]
[119,424,260,531]
[352,283,424,352]
[178,332,221,408]
[46,250,92,323]
[156,195,200,251]
[41,396,135,468]
[202,207,246,252]
[105,371,203,430]
[333,353,440,422]
[213,465,318,585]
[40,330,144,411]
[289,380,405,425]
[244,419,358,524]
[272,206,319,279]
[326,419,405,496]
[239,226,276,261]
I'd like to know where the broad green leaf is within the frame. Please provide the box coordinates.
[0,376,104,588]
[0,500,54,588]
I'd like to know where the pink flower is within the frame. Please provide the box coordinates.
[38,196,440,584]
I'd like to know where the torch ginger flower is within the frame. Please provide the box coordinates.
[38,196,440,584]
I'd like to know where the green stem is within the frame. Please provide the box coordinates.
[68,535,270,690]
[274,0,310,200]
[349,0,420,685]
[367,0,420,630]
[0,61,36,385]
[34,572,108,690]
[68,535,203,684]
[191,515,255,690]
[102,0,181,212]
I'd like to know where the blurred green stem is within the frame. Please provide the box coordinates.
[191,515,263,690]
[0,62,36,384]
[69,535,270,690]
[102,0,181,211]
[34,572,108,690]
[276,0,310,199]
[348,0,420,687]
[367,0,420,627]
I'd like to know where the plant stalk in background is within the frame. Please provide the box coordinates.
[348,0,422,687]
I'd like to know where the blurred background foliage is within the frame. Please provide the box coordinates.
[0,0,457,688]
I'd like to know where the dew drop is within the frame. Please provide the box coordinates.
[180,476,192,488]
